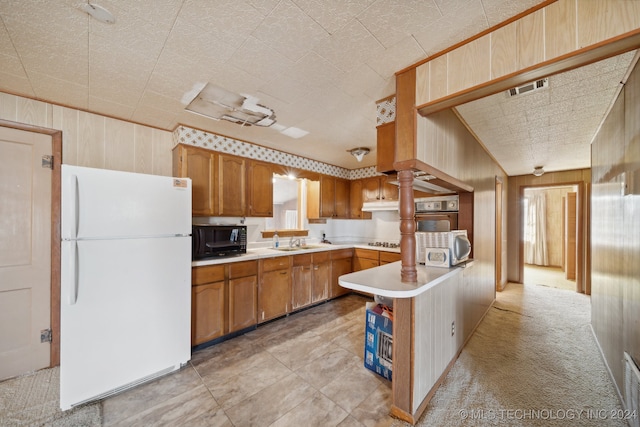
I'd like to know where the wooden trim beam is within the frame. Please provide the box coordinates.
[417,30,640,116]
[394,159,474,193]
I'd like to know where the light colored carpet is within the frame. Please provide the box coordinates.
[524,264,576,292]
[400,283,625,426]
[0,367,101,426]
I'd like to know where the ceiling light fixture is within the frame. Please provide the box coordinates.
[348,147,370,162]
[81,3,116,24]
[533,166,545,177]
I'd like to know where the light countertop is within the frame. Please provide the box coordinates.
[338,261,474,298]
[191,243,400,267]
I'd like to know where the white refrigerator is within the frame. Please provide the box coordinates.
[60,165,192,410]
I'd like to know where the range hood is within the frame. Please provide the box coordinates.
[388,172,454,194]
[361,200,399,212]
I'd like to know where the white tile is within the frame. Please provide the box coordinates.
[313,20,384,73]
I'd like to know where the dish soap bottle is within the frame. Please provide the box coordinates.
[273,231,279,248]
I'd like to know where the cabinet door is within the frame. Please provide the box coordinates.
[228,275,257,333]
[259,269,290,322]
[330,257,352,298]
[248,161,273,217]
[319,175,336,218]
[380,178,399,201]
[380,251,402,264]
[192,281,225,345]
[311,261,330,303]
[218,154,246,216]
[353,257,379,271]
[362,177,382,202]
[376,121,395,173]
[292,264,312,310]
[180,146,215,216]
[334,178,350,218]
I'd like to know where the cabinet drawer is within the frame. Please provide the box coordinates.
[262,256,290,272]
[354,248,379,261]
[379,251,401,263]
[292,253,312,266]
[228,260,258,278]
[192,264,225,285]
[331,248,354,260]
[312,251,330,264]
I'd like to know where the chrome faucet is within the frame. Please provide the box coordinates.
[289,237,301,248]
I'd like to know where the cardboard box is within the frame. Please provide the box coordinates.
[364,302,393,381]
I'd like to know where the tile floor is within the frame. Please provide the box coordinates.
[101,294,397,426]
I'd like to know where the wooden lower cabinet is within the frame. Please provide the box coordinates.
[228,260,258,333]
[191,261,257,346]
[330,249,354,298]
[311,252,331,303]
[380,251,401,265]
[353,248,380,271]
[259,257,291,323]
[292,254,313,311]
[191,265,226,346]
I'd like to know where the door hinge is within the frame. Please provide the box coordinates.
[42,155,53,169]
[40,329,52,343]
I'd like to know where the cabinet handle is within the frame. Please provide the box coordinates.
[313,266,319,270]
[280,271,287,275]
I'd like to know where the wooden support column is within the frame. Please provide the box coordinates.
[398,169,417,284]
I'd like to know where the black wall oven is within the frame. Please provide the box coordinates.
[192,224,247,260]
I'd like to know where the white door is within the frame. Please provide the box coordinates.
[0,126,52,380]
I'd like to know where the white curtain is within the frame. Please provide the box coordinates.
[524,192,549,265]
[285,210,297,229]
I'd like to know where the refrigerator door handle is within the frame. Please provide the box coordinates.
[63,242,79,305]
[64,173,79,239]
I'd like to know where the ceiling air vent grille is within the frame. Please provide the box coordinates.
[508,78,549,97]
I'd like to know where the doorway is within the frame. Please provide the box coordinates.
[0,121,62,379]
[521,184,583,292]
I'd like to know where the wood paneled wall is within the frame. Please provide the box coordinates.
[0,92,173,176]
[506,170,590,285]
[591,57,640,399]
[415,0,640,106]
[417,108,506,303]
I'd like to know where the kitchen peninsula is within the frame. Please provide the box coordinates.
[340,259,481,423]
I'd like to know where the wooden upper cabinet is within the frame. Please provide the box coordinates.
[362,176,398,202]
[247,160,273,217]
[173,144,216,216]
[349,179,371,220]
[217,154,246,216]
[319,175,336,218]
[377,121,395,173]
[334,178,349,218]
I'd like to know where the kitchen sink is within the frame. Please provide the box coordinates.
[271,244,326,251]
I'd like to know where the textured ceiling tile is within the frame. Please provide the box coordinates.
[358,0,441,48]
[293,0,375,34]
[180,0,264,48]
[367,36,426,79]
[246,0,281,16]
[89,96,136,120]
[138,89,187,113]
[413,0,487,56]
[480,0,544,27]
[20,50,88,85]
[89,12,169,59]
[97,0,183,30]
[229,36,295,80]
[0,52,26,77]
[338,63,386,99]
[29,71,88,109]
[0,21,17,56]
[131,106,179,129]
[290,52,345,89]
[257,72,312,105]
[164,18,237,65]
[0,72,34,96]
[252,0,329,62]
[313,20,385,73]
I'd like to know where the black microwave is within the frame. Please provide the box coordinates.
[192,224,247,260]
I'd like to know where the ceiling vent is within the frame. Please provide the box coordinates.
[507,78,548,97]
